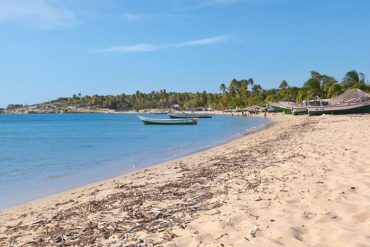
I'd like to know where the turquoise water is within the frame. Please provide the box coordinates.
[0,114,269,209]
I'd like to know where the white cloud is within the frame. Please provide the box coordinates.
[98,44,157,53]
[173,0,241,10]
[123,12,194,23]
[123,13,142,22]
[97,35,229,54]
[172,0,286,10]
[174,36,228,47]
[0,0,77,30]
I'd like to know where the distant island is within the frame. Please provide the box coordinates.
[3,70,369,114]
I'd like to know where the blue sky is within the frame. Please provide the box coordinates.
[0,0,369,107]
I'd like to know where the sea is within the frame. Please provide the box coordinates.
[0,113,270,209]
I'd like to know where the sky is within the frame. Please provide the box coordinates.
[0,0,369,107]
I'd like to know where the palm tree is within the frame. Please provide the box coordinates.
[219,83,226,93]
[279,80,289,90]
[247,78,254,89]
[238,80,247,97]
[252,84,262,94]
[229,79,238,96]
[342,70,366,90]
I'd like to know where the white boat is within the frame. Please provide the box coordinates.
[138,116,197,125]
[292,107,308,115]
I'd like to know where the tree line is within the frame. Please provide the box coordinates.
[7,70,370,111]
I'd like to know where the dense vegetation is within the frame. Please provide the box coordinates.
[7,70,370,111]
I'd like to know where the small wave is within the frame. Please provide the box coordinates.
[234,132,244,138]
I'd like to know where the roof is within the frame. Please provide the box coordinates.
[330,89,370,105]
[270,101,297,108]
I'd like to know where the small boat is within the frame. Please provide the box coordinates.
[269,102,296,114]
[138,116,197,125]
[168,113,213,119]
[292,107,308,115]
[308,101,370,115]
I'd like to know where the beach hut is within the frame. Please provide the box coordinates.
[329,89,370,105]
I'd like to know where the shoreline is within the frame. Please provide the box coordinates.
[0,114,273,212]
[1,114,369,246]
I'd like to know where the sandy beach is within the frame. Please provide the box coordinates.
[1,114,369,247]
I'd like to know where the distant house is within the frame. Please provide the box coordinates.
[173,104,180,109]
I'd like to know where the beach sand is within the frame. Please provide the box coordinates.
[1,114,369,246]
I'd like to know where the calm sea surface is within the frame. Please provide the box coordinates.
[0,114,270,209]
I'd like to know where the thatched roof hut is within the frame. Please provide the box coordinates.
[330,89,370,105]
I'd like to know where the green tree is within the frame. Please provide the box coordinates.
[279,80,289,90]
[327,83,342,98]
[342,70,366,89]
[219,83,226,93]
[229,79,238,96]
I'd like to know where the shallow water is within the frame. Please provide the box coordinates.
[0,113,269,209]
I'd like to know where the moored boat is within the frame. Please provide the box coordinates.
[292,107,308,115]
[168,113,213,118]
[267,105,285,113]
[269,102,296,114]
[283,108,293,114]
[308,101,370,116]
[138,116,197,125]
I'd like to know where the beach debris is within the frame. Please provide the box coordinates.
[215,233,228,240]
[302,211,316,220]
[325,212,340,220]
[250,225,260,238]
[52,235,66,244]
[290,227,304,241]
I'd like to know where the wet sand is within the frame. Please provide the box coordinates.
[1,114,369,246]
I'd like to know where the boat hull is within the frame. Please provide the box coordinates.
[292,108,308,115]
[269,105,293,114]
[308,102,370,115]
[138,116,197,125]
[268,106,285,112]
[283,108,293,114]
